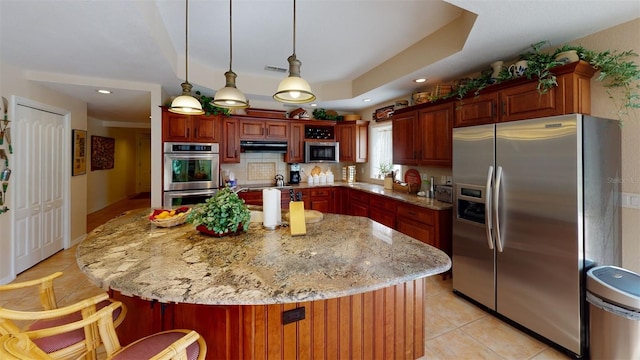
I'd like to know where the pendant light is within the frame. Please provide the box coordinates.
[273,0,316,104]
[213,0,249,108]
[170,0,204,115]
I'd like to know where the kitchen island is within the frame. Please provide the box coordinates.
[77,208,450,359]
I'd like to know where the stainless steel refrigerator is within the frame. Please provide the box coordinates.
[452,114,621,357]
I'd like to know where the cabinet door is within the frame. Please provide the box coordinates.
[418,103,453,167]
[162,111,191,142]
[265,121,289,140]
[221,118,240,163]
[192,115,220,142]
[286,122,305,163]
[310,187,333,213]
[355,122,368,163]
[336,124,355,162]
[499,78,564,122]
[239,119,266,139]
[392,111,418,165]
[454,92,498,128]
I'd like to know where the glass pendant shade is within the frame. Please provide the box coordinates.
[170,81,204,115]
[273,54,316,103]
[213,72,248,109]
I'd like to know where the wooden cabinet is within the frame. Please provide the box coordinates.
[161,108,220,143]
[393,102,453,167]
[221,117,240,163]
[348,189,369,217]
[308,187,333,213]
[285,121,305,163]
[336,121,368,163]
[369,194,397,228]
[396,202,451,255]
[454,60,597,127]
[238,118,289,140]
[391,111,418,165]
[238,189,294,210]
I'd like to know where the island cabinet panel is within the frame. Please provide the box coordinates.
[236,278,424,360]
[109,290,169,346]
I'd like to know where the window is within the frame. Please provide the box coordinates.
[369,122,398,179]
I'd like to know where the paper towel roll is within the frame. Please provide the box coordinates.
[262,189,281,229]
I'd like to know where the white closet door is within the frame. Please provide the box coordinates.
[14,105,64,273]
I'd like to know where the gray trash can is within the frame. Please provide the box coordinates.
[587,265,640,360]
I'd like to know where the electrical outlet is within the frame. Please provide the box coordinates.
[282,307,306,324]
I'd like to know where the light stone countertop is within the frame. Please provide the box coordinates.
[77,209,451,306]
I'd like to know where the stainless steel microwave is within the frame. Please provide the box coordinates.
[304,141,339,163]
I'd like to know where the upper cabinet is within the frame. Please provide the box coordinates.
[161,107,220,143]
[393,102,453,167]
[336,120,368,163]
[238,118,289,141]
[285,121,305,163]
[454,60,597,127]
[221,117,240,163]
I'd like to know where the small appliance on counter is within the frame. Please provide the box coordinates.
[289,163,301,184]
[274,174,285,187]
[435,185,453,203]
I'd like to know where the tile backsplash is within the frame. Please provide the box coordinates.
[220,153,349,186]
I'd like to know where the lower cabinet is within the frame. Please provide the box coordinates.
[309,187,333,213]
[348,189,369,217]
[369,194,397,228]
[396,202,452,256]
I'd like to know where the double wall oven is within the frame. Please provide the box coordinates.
[163,142,219,207]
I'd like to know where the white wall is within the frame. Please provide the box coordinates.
[0,62,87,283]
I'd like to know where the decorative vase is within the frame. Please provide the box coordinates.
[555,50,580,65]
[196,224,243,237]
[490,61,504,83]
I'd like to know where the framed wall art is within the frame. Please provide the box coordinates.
[91,135,115,171]
[72,129,87,176]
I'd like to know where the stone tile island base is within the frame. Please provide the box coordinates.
[110,277,425,359]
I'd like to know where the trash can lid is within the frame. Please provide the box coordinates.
[587,266,640,310]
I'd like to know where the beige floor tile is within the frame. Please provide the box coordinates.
[461,316,547,360]
[428,289,488,327]
[529,347,573,360]
[425,328,505,360]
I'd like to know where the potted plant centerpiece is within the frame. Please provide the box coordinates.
[186,187,250,236]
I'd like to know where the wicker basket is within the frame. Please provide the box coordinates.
[149,208,190,228]
[393,182,420,194]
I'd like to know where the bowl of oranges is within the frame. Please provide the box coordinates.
[148,206,191,228]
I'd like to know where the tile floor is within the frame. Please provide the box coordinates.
[1,196,572,359]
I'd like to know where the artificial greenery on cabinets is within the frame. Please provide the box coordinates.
[448,40,640,123]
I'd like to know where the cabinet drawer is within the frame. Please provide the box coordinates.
[397,218,434,246]
[369,194,396,211]
[349,189,369,203]
[310,188,331,198]
[397,203,434,225]
[370,208,396,229]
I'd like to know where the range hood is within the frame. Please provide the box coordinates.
[240,140,288,153]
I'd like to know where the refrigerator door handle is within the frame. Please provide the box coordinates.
[494,165,504,252]
[485,165,494,250]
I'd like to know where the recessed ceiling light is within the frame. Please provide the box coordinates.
[414,78,427,83]
[310,103,318,107]
[97,89,112,94]
[363,98,371,102]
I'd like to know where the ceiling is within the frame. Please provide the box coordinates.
[1,0,639,125]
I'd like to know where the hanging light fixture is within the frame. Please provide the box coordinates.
[213,0,249,108]
[273,0,316,104]
[170,0,204,115]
